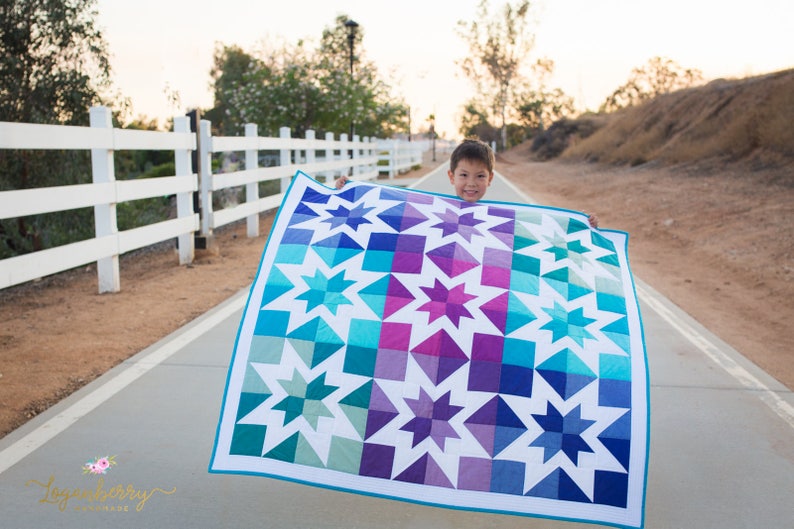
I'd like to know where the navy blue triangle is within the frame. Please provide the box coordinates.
[496,397,526,428]
[601,437,631,470]
[300,186,331,204]
[537,369,596,399]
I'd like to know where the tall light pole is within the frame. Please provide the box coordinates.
[407,105,412,142]
[428,114,436,162]
[345,19,359,140]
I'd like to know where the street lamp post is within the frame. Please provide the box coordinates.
[345,19,359,140]
[428,114,436,162]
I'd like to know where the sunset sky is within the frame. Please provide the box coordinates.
[97,0,793,138]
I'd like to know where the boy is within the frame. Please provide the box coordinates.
[446,138,598,227]
[447,138,495,203]
[336,138,598,228]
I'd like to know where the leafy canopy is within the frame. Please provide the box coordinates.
[456,0,573,149]
[207,16,408,139]
[0,0,110,125]
[0,1,170,258]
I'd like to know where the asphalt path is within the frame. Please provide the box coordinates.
[1,165,792,528]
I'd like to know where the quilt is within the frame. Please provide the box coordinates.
[210,171,649,528]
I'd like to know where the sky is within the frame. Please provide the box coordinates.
[96,0,793,139]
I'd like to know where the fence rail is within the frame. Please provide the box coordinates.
[0,106,430,293]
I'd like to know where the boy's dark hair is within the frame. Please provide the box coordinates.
[449,138,495,173]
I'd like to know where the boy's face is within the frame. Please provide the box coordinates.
[448,158,494,203]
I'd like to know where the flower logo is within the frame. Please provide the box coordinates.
[83,455,117,475]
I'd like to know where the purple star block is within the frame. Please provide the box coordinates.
[418,279,476,326]
[401,389,462,449]
[432,209,484,242]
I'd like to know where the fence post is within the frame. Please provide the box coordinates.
[198,119,213,238]
[244,123,259,237]
[173,116,195,264]
[352,134,360,178]
[279,127,291,192]
[390,139,398,178]
[89,106,120,294]
[412,141,421,167]
[361,137,368,178]
[340,133,349,177]
[305,129,316,181]
[324,132,334,181]
[366,137,375,178]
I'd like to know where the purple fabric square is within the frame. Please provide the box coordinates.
[458,457,493,491]
[392,251,424,273]
[394,234,426,253]
[374,348,409,380]
[483,247,512,268]
[471,333,503,362]
[468,360,501,392]
[379,322,411,351]
[482,265,512,289]
[360,443,395,479]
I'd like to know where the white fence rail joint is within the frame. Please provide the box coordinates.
[0,106,432,293]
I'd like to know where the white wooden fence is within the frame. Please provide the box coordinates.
[0,106,428,293]
[201,123,380,239]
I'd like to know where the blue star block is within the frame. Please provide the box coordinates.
[531,403,595,464]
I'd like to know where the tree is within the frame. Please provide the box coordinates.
[458,100,499,144]
[221,40,321,137]
[314,17,407,139]
[600,56,704,112]
[515,59,575,133]
[206,16,408,139]
[0,0,110,125]
[205,45,256,135]
[457,0,534,150]
[0,0,112,257]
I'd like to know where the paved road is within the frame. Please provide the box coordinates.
[1,165,792,528]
